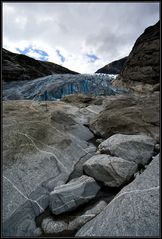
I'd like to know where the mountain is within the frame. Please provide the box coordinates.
[112,21,160,94]
[2,48,79,82]
[95,56,128,74]
[2,22,160,237]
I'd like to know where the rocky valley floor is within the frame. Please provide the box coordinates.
[2,92,160,237]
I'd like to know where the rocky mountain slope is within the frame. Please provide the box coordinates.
[2,21,160,237]
[2,93,160,237]
[112,21,160,94]
[95,56,128,74]
[2,48,79,82]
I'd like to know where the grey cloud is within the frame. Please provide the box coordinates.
[84,3,159,61]
[3,2,159,72]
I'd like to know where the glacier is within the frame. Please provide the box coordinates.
[3,73,129,101]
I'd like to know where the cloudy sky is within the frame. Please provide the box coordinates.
[3,2,159,73]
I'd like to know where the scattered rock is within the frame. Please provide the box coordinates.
[49,175,100,215]
[76,154,160,237]
[83,154,137,187]
[98,134,155,165]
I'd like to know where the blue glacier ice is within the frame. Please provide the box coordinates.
[3,73,129,101]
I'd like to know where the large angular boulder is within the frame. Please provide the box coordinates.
[90,93,160,142]
[83,154,137,187]
[98,134,156,165]
[112,21,160,94]
[49,175,100,215]
[76,154,160,237]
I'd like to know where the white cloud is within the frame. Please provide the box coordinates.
[24,49,43,60]
[2,2,160,73]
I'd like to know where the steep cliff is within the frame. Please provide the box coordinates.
[2,48,79,82]
[112,21,160,94]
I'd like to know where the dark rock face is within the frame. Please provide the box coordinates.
[2,48,79,82]
[112,21,160,93]
[95,56,128,74]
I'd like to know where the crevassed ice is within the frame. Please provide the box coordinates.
[3,74,128,101]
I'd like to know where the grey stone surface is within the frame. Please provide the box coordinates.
[96,138,104,144]
[49,175,100,215]
[41,200,107,234]
[42,218,68,234]
[83,154,137,187]
[33,227,43,236]
[98,134,156,165]
[2,200,38,237]
[76,154,160,237]
[2,100,98,236]
[67,146,96,182]
[68,200,107,231]
[2,185,49,237]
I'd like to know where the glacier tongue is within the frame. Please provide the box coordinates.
[3,73,129,101]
